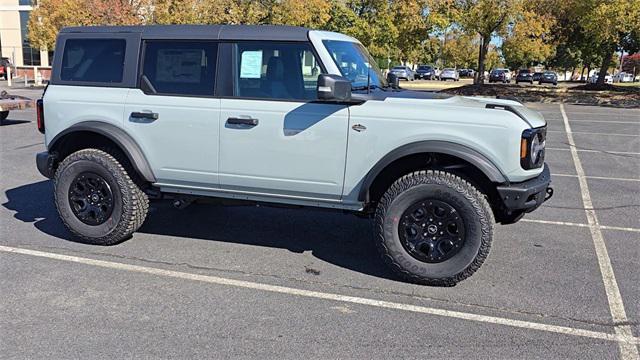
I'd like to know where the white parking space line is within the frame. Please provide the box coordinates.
[1,244,638,346]
[561,104,640,360]
[564,111,640,118]
[553,173,640,182]
[521,219,640,233]
[548,130,640,137]
[543,118,639,125]
[547,148,640,156]
[568,120,640,125]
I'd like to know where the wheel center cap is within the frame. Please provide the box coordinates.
[427,224,438,235]
[91,194,100,203]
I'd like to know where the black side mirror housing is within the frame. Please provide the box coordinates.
[387,73,399,89]
[317,74,352,102]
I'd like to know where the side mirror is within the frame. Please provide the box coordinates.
[317,74,352,102]
[387,73,399,89]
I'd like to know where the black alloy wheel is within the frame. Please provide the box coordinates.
[68,172,114,226]
[398,200,465,263]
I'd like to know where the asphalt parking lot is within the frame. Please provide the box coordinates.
[1,87,638,359]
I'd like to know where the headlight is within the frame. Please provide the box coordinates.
[520,127,546,169]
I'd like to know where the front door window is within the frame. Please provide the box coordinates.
[235,42,321,101]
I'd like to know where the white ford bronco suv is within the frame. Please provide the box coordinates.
[36,25,552,285]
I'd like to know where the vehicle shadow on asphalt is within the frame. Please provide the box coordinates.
[3,180,397,281]
[2,180,70,239]
[0,119,31,126]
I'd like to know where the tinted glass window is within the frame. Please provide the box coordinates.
[142,41,218,96]
[235,42,321,100]
[61,39,125,82]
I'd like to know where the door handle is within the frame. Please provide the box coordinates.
[131,111,159,120]
[227,117,259,126]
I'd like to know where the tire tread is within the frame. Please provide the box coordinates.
[374,170,494,286]
[54,149,148,245]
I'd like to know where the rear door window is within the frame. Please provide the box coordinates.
[142,41,218,96]
[61,39,125,83]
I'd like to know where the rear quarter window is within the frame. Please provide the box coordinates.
[60,39,125,83]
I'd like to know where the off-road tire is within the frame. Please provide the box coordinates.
[54,149,148,245]
[374,170,494,286]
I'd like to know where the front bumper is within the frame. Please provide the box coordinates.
[496,164,553,213]
[36,151,57,179]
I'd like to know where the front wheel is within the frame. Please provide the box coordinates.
[374,170,494,286]
[54,149,149,245]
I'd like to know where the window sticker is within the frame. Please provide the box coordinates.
[240,50,262,79]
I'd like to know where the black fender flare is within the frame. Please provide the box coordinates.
[358,141,507,202]
[48,121,156,183]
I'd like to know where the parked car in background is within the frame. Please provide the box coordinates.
[532,72,544,82]
[613,72,633,83]
[0,58,12,80]
[489,69,511,83]
[389,66,415,81]
[589,73,613,84]
[538,71,558,85]
[515,69,533,84]
[440,68,459,81]
[459,69,475,78]
[415,65,438,80]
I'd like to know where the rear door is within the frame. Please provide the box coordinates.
[124,40,221,188]
[218,41,349,199]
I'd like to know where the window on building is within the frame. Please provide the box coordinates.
[60,39,125,82]
[19,10,41,66]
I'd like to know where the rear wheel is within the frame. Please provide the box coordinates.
[54,149,149,245]
[375,170,494,286]
[0,111,8,124]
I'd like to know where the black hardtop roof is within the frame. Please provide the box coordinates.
[60,24,311,41]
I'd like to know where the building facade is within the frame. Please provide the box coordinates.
[0,0,49,67]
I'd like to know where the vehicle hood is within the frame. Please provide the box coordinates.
[357,90,546,129]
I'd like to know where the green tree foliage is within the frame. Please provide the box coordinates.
[581,0,640,85]
[441,30,477,68]
[453,0,520,84]
[501,9,555,69]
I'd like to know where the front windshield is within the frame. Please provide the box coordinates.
[322,40,388,90]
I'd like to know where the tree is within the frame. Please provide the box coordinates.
[28,0,91,50]
[622,53,640,81]
[441,30,477,68]
[484,44,503,70]
[454,0,520,84]
[28,0,145,50]
[581,0,640,85]
[501,9,555,69]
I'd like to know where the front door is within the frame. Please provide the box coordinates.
[219,42,349,199]
[124,40,220,188]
